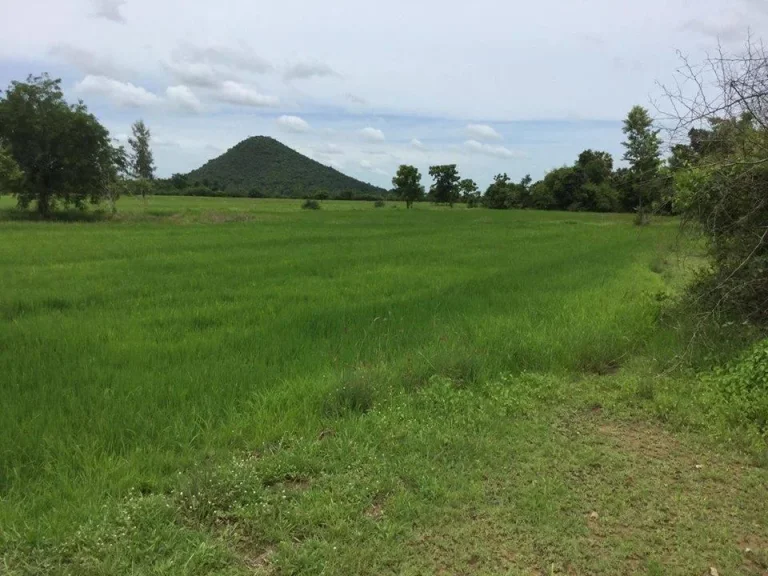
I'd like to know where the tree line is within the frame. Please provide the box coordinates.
[392,105,666,220]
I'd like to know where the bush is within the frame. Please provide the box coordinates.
[373,199,385,208]
[248,188,264,198]
[301,198,321,210]
[701,338,768,435]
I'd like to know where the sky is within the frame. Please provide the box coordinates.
[0,0,765,189]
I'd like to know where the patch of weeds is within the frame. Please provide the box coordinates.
[400,349,483,390]
[635,378,656,401]
[373,199,386,208]
[322,370,378,417]
[649,255,668,274]
[301,199,321,210]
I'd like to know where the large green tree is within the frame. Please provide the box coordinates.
[0,74,118,216]
[391,164,424,208]
[428,164,460,206]
[621,106,661,218]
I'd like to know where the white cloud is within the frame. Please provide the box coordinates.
[410,138,425,149]
[166,44,272,87]
[466,124,502,141]
[166,61,220,88]
[166,85,203,112]
[316,142,343,155]
[465,140,525,159]
[75,75,160,107]
[284,60,340,80]
[215,81,279,107]
[359,159,387,176]
[92,0,126,23]
[48,43,122,76]
[276,115,310,132]
[360,127,385,142]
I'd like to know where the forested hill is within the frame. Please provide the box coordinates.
[187,136,385,198]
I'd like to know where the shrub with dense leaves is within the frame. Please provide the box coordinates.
[701,338,768,436]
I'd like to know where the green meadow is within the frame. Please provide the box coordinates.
[1,197,766,575]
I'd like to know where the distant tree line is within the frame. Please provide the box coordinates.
[392,105,669,219]
[152,174,383,202]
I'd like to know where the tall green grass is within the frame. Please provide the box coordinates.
[0,197,679,537]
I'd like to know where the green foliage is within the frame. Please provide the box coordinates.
[0,74,118,216]
[483,173,513,209]
[0,143,24,195]
[373,199,386,208]
[128,120,155,182]
[391,164,424,208]
[428,164,460,206]
[701,338,768,436]
[577,149,613,184]
[621,105,662,217]
[673,114,768,323]
[188,136,384,199]
[301,198,321,210]
[458,178,479,204]
[170,173,188,190]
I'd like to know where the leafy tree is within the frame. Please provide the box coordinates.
[128,120,155,180]
[483,173,512,209]
[576,150,613,185]
[128,120,155,201]
[428,164,460,206]
[528,180,555,209]
[621,106,661,220]
[543,166,586,210]
[458,178,479,203]
[0,74,118,216]
[170,173,189,190]
[391,165,424,208]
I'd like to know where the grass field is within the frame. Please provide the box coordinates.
[1,196,766,575]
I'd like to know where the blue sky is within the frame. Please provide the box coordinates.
[1,0,764,189]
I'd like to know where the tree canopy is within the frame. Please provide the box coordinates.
[428,164,460,206]
[0,74,118,216]
[392,165,424,208]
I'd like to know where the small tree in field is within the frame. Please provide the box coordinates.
[392,164,424,208]
[0,74,118,216]
[128,119,155,202]
[621,106,661,223]
[428,164,460,206]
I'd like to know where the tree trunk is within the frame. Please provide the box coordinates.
[37,193,51,218]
